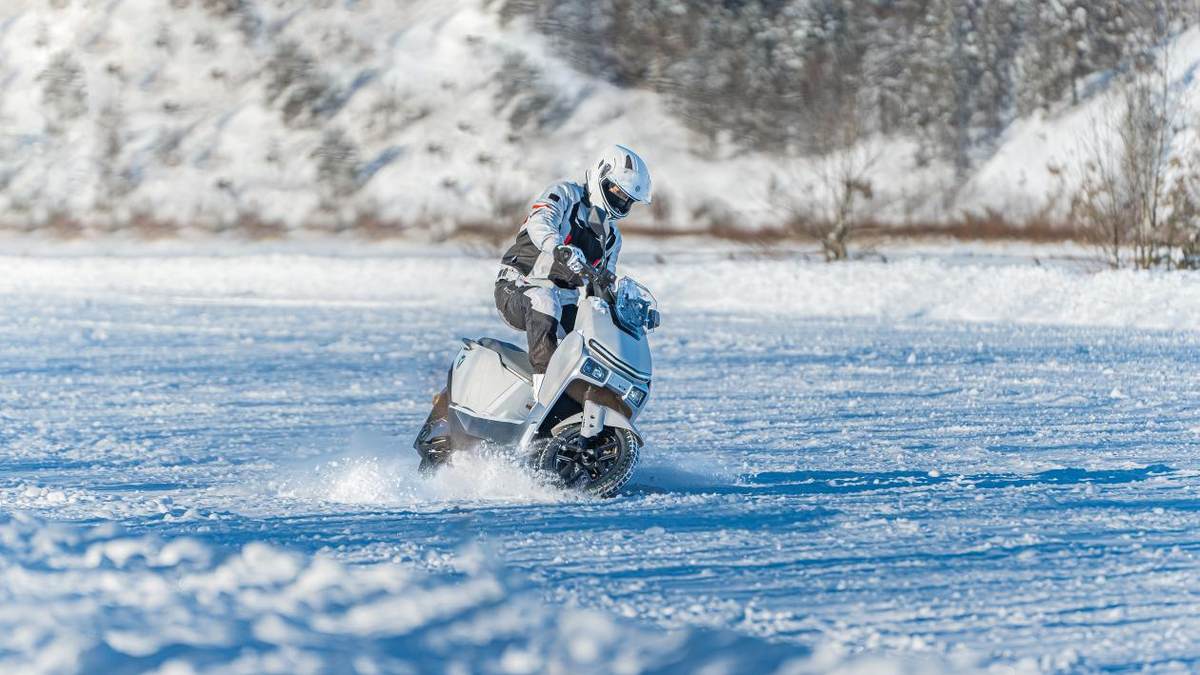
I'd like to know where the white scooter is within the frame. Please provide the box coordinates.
[414,250,660,497]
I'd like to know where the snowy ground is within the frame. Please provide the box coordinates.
[1,240,1199,673]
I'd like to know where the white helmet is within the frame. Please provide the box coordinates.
[586,144,652,221]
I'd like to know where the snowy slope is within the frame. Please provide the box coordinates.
[4,1,1194,235]
[0,0,795,232]
[956,27,1200,221]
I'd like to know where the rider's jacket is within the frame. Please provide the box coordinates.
[499,180,622,289]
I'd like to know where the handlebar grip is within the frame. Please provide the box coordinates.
[553,245,574,264]
[595,269,616,289]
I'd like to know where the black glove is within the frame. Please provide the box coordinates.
[554,245,588,274]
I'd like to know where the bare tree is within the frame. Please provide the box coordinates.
[1072,123,1129,268]
[769,32,881,262]
[1165,154,1200,268]
[770,102,878,261]
[1073,27,1184,269]
[1126,54,1175,269]
[809,99,879,261]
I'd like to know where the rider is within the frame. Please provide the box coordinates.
[495,144,652,395]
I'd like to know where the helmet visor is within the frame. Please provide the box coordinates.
[600,177,635,217]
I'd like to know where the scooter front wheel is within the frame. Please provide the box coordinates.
[535,424,639,498]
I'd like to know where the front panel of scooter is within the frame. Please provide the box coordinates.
[540,333,587,407]
[575,297,653,380]
[533,300,653,429]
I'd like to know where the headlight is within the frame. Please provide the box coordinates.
[581,358,609,383]
[614,278,659,334]
[626,387,647,407]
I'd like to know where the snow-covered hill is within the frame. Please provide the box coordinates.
[0,0,1196,236]
[0,0,731,233]
[958,27,1200,223]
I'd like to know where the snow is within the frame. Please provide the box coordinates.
[1,242,1199,672]
[0,239,1195,330]
[3,1,1196,232]
[0,0,790,231]
[957,27,1200,221]
[0,514,818,674]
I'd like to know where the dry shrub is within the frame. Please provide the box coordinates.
[349,212,406,240]
[129,212,179,239]
[44,211,84,239]
[874,212,1075,242]
[450,221,511,247]
[234,212,287,240]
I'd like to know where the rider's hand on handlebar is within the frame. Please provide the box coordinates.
[554,245,589,275]
[594,269,617,290]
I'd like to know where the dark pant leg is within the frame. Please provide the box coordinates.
[525,312,559,374]
[494,280,527,330]
[560,303,578,334]
[494,280,560,374]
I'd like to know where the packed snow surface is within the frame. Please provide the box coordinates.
[1,241,1199,673]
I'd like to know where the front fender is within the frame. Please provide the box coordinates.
[551,406,643,446]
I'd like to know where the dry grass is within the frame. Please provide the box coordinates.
[621,220,792,244]
[44,211,84,239]
[449,221,514,247]
[347,212,407,240]
[129,212,180,240]
[860,212,1078,243]
[1,211,1087,245]
[461,211,1081,246]
[234,213,288,240]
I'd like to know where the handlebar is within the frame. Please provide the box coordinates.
[554,245,616,291]
[554,246,660,331]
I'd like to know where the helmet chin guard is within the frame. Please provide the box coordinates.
[586,145,652,221]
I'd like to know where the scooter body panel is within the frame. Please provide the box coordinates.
[449,342,534,423]
[575,297,652,379]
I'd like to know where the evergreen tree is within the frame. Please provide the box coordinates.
[503,0,1197,171]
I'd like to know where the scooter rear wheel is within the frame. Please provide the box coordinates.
[535,424,639,498]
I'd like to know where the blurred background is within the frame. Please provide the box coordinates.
[1,0,1198,264]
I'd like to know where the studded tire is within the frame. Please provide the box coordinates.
[535,424,639,498]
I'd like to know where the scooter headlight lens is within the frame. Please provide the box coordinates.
[581,358,609,383]
[627,387,647,407]
[613,278,658,334]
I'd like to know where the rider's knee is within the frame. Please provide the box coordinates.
[523,286,561,320]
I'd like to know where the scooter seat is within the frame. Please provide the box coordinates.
[475,337,535,383]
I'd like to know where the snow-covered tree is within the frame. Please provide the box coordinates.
[508,0,1198,173]
[38,51,88,133]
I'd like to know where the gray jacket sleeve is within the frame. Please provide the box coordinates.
[524,182,574,254]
